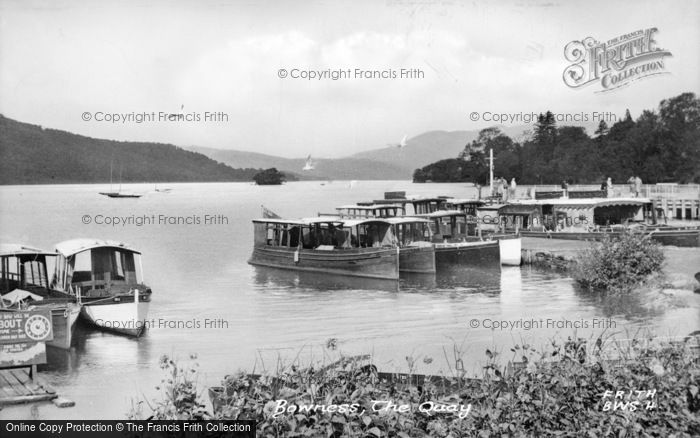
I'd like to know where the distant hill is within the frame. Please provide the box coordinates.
[187,146,412,180]
[0,115,260,184]
[349,130,480,172]
[189,126,542,180]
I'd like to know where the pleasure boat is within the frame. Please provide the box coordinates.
[54,239,152,336]
[249,217,400,280]
[0,244,80,349]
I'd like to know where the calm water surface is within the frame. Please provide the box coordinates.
[0,181,698,419]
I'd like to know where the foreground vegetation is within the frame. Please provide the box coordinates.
[571,232,665,292]
[130,335,700,437]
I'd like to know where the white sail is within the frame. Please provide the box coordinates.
[303,154,315,171]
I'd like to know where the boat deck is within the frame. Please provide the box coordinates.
[0,367,57,405]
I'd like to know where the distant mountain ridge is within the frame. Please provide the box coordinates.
[187,130,490,180]
[1,113,596,184]
[0,115,259,184]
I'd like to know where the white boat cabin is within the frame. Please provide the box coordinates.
[0,244,58,294]
[54,239,145,297]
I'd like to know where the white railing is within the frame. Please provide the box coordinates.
[509,184,700,200]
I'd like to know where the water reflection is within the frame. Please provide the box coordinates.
[252,264,504,294]
[41,320,153,374]
[434,265,501,293]
[571,283,666,321]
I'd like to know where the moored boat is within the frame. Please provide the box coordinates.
[385,217,436,274]
[415,210,501,267]
[0,244,80,349]
[54,239,152,337]
[249,217,400,280]
[369,195,523,266]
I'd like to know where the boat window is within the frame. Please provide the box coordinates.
[254,223,267,245]
[357,223,395,248]
[114,252,125,280]
[1,256,21,293]
[71,252,92,283]
[21,258,48,289]
[289,226,300,247]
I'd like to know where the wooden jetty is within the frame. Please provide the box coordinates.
[0,366,56,405]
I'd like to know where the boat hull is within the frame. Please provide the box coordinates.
[80,297,150,337]
[249,246,399,280]
[434,240,500,267]
[496,236,522,266]
[47,304,81,350]
[520,230,700,247]
[399,245,436,274]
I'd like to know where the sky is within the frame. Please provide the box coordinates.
[0,0,698,158]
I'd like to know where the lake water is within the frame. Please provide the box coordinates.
[0,181,698,419]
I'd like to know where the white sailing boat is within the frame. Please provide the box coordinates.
[302,155,315,171]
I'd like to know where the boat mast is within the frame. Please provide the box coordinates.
[489,148,494,195]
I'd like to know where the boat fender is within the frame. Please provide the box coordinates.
[294,250,300,263]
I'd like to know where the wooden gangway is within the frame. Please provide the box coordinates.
[0,366,57,405]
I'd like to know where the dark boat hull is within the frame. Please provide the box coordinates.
[434,240,500,267]
[1,303,80,350]
[520,229,700,247]
[249,246,399,280]
[47,304,80,349]
[399,245,436,274]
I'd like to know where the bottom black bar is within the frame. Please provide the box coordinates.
[1,421,255,438]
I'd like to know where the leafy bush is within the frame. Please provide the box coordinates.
[128,354,210,420]
[571,232,664,291]
[202,336,698,437]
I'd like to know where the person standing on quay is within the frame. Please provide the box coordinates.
[510,178,517,199]
[561,179,569,198]
[606,177,613,197]
[634,176,643,197]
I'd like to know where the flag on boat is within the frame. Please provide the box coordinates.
[261,205,281,219]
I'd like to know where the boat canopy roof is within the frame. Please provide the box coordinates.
[509,197,650,208]
[406,196,453,203]
[253,217,393,227]
[412,211,468,218]
[55,238,141,256]
[383,217,432,225]
[445,198,484,206]
[0,243,55,257]
[336,203,405,210]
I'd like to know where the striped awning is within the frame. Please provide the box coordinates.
[499,205,539,215]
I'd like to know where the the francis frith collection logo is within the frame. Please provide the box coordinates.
[563,28,672,92]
